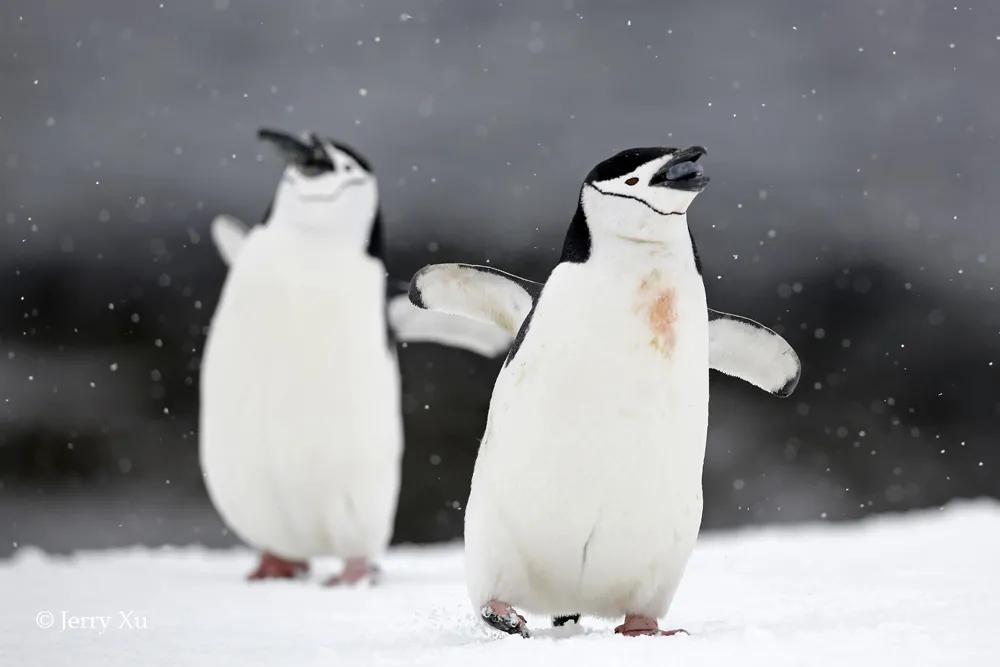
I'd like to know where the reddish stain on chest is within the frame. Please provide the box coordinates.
[635,271,678,357]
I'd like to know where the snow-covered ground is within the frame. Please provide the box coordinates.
[3,501,998,666]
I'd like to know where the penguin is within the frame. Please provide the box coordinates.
[201,128,511,584]
[408,146,800,636]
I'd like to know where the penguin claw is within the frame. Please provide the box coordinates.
[325,558,380,587]
[481,601,530,638]
[617,627,688,637]
[247,552,309,580]
[614,614,688,637]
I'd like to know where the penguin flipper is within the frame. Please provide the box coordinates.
[387,294,513,357]
[708,309,801,397]
[408,263,542,335]
[211,214,250,266]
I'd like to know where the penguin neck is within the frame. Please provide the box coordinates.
[266,201,375,254]
[588,214,699,276]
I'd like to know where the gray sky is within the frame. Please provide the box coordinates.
[1,0,999,545]
[2,0,998,279]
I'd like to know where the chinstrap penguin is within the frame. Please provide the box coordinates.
[408,145,800,636]
[201,128,511,585]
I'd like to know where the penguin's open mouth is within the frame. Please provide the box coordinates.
[649,146,709,192]
[295,175,369,201]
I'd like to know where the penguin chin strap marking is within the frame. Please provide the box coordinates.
[295,177,369,202]
[612,233,665,245]
[586,183,685,218]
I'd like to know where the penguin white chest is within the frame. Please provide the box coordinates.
[465,261,709,618]
[200,229,402,561]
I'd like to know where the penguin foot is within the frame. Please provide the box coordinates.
[481,600,530,638]
[552,614,581,627]
[325,557,380,587]
[247,551,309,581]
[614,614,688,637]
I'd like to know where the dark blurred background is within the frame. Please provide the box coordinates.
[1,0,997,556]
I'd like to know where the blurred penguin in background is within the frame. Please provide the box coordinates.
[201,128,511,584]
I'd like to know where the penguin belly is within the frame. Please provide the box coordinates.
[465,263,709,618]
[200,229,402,561]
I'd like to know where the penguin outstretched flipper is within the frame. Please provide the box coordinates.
[708,309,800,397]
[211,214,250,266]
[408,263,543,334]
[388,294,513,357]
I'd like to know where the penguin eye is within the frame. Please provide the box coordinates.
[344,163,353,172]
[625,177,639,186]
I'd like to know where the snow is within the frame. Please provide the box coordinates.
[3,501,998,666]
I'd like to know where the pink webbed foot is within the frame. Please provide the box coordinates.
[480,600,530,638]
[325,557,380,586]
[614,614,688,637]
[247,551,309,581]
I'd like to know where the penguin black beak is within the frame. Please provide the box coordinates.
[649,146,709,191]
[258,128,334,174]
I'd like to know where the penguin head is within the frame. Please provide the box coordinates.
[578,146,708,243]
[258,128,378,246]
